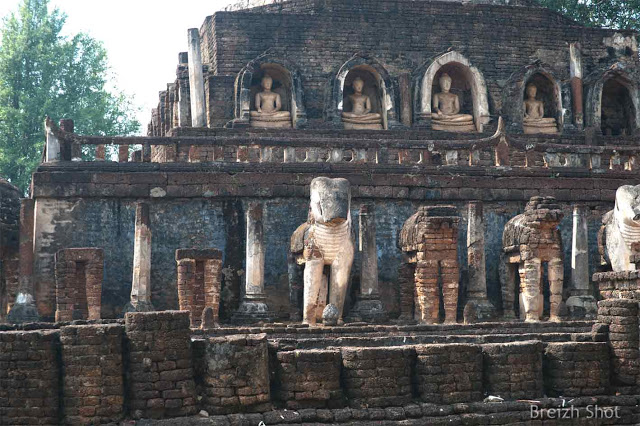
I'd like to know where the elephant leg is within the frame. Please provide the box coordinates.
[440,259,459,324]
[500,255,517,320]
[315,274,328,322]
[287,253,304,320]
[329,258,353,322]
[519,259,542,322]
[303,259,324,326]
[415,260,439,324]
[548,258,564,321]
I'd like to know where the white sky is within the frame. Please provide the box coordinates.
[0,0,231,133]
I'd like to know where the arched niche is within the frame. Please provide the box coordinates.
[522,72,563,134]
[329,54,399,130]
[585,65,640,136]
[602,76,637,136]
[234,56,307,128]
[341,65,385,130]
[418,52,490,132]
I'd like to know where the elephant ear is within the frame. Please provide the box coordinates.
[290,222,311,254]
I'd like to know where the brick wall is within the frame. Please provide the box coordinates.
[543,342,610,397]
[597,299,639,394]
[0,330,60,425]
[195,333,271,414]
[341,347,414,408]
[414,343,483,404]
[60,324,124,424]
[55,248,104,322]
[482,340,544,400]
[125,311,197,419]
[275,349,343,409]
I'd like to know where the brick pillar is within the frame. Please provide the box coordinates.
[125,311,196,419]
[8,199,39,323]
[597,299,639,394]
[61,324,124,424]
[126,202,154,312]
[55,248,104,321]
[176,248,223,328]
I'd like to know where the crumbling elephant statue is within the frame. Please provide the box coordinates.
[599,185,640,272]
[289,177,355,325]
[500,196,564,322]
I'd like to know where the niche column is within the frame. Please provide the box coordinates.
[463,201,495,323]
[8,199,39,323]
[348,204,386,322]
[125,202,155,312]
[187,28,206,128]
[233,202,272,323]
[569,43,584,130]
[566,205,597,318]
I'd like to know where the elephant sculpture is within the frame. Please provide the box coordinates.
[500,196,564,322]
[599,185,640,272]
[289,177,355,325]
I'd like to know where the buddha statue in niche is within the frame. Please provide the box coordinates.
[342,77,383,130]
[432,73,476,132]
[250,74,292,128]
[523,83,558,134]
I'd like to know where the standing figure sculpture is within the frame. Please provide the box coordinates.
[342,77,383,130]
[501,196,564,322]
[250,74,292,128]
[432,73,475,132]
[523,83,558,134]
[599,185,640,272]
[289,177,355,325]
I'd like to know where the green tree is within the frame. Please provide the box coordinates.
[536,0,640,31]
[0,0,140,192]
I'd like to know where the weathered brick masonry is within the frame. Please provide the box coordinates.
[54,248,104,322]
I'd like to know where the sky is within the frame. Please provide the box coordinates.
[0,0,232,133]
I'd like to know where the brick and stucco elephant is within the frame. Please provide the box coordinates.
[599,185,640,272]
[500,196,564,322]
[290,177,355,325]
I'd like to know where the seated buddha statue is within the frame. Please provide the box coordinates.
[250,74,292,128]
[342,77,383,130]
[523,83,558,134]
[431,73,475,132]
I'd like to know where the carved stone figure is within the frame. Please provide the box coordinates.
[432,73,475,132]
[398,206,460,324]
[250,74,292,128]
[523,84,558,134]
[501,196,564,322]
[599,185,640,272]
[342,77,383,130]
[290,177,355,325]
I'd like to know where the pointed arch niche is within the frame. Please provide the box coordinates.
[602,75,637,136]
[235,56,307,128]
[522,71,563,134]
[419,52,490,132]
[329,54,399,130]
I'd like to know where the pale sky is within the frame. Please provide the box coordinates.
[0,0,232,133]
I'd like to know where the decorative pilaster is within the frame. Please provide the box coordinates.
[125,203,154,312]
[187,28,206,127]
[463,201,495,323]
[8,199,39,323]
[348,204,386,322]
[233,202,271,323]
[567,205,597,318]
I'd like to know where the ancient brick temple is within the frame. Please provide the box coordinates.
[2,0,640,424]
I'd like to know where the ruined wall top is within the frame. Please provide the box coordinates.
[224,0,541,12]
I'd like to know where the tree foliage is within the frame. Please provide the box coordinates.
[0,0,140,192]
[536,0,640,31]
